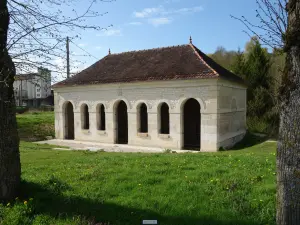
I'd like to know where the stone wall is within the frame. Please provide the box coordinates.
[217,81,247,149]
[54,79,246,151]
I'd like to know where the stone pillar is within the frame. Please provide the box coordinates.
[55,111,63,139]
[74,112,81,140]
[89,112,97,133]
[127,112,136,145]
[170,112,181,149]
[105,112,115,144]
[201,113,218,152]
[148,112,157,141]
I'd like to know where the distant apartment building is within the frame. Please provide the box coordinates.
[14,67,52,107]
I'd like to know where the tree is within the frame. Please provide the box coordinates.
[0,0,20,202]
[233,38,273,119]
[0,0,111,201]
[277,1,300,224]
[232,0,300,224]
[209,46,237,70]
[230,48,246,78]
[245,38,272,90]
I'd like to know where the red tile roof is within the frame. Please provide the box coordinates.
[53,44,245,87]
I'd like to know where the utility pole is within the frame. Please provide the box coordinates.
[66,36,70,78]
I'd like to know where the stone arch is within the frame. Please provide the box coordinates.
[96,103,106,131]
[180,98,201,150]
[133,100,151,112]
[61,100,75,110]
[112,98,131,112]
[62,101,74,140]
[178,97,205,113]
[155,100,171,111]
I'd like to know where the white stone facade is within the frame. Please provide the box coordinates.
[54,78,247,152]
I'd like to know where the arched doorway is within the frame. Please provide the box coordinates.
[64,102,74,140]
[183,98,200,150]
[116,101,128,144]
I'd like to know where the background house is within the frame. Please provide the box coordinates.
[14,67,52,107]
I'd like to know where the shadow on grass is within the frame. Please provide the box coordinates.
[230,132,269,151]
[19,180,261,225]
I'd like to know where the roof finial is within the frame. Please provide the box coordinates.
[108,48,111,55]
[189,36,193,44]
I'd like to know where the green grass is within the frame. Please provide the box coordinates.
[17,112,54,141]
[0,141,276,225]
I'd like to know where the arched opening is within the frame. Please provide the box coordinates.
[64,102,74,140]
[97,104,106,131]
[137,103,148,133]
[159,103,169,134]
[183,98,201,150]
[116,101,128,144]
[81,104,89,130]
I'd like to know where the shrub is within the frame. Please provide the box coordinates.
[16,106,29,114]
[247,117,269,134]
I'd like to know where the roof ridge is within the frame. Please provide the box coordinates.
[188,43,218,76]
[108,44,190,56]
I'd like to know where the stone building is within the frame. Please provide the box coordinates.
[14,67,52,107]
[53,40,247,151]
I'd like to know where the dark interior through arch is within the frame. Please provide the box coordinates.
[183,98,201,150]
[160,103,169,134]
[139,103,148,133]
[116,101,128,144]
[64,102,74,140]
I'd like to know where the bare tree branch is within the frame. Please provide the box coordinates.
[231,0,288,50]
[6,0,114,81]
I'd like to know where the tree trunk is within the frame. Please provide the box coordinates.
[0,0,21,201]
[277,0,300,224]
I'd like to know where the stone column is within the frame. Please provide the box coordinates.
[127,111,136,145]
[148,111,157,141]
[170,112,181,149]
[201,113,218,152]
[105,112,115,144]
[89,112,97,133]
[74,112,81,140]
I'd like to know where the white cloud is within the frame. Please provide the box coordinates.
[97,29,122,37]
[148,17,172,27]
[164,0,181,3]
[127,22,143,26]
[172,6,203,14]
[133,6,163,18]
[133,6,203,19]
[95,46,102,50]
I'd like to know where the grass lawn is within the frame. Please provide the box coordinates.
[0,139,276,225]
[16,112,55,141]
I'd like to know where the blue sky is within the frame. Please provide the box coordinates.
[66,0,260,77]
